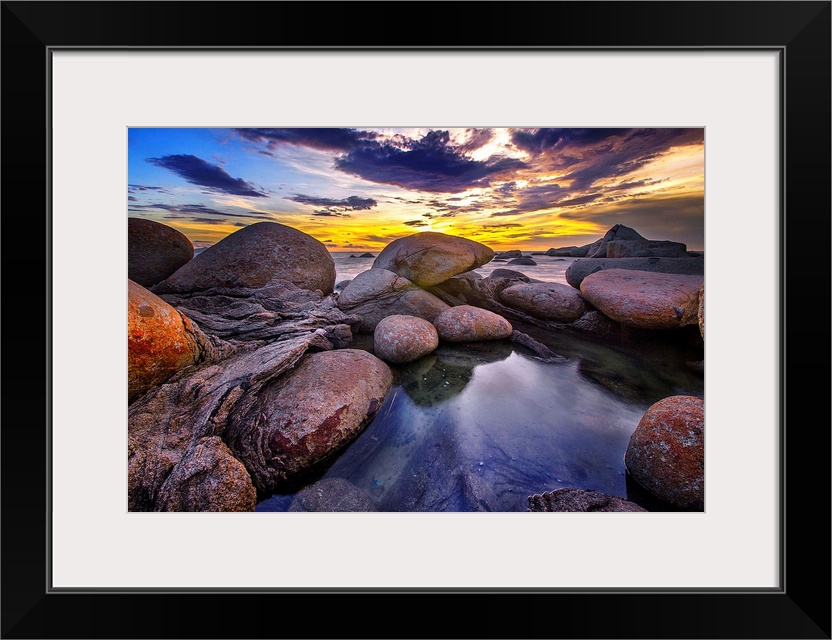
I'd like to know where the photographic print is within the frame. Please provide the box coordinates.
[127,127,705,513]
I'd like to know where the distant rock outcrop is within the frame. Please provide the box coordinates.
[585,224,688,259]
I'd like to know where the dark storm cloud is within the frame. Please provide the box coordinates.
[312,210,351,217]
[235,128,378,153]
[458,128,495,153]
[288,194,377,210]
[128,184,169,193]
[146,155,267,197]
[334,129,527,193]
[511,128,628,154]
[510,128,703,192]
[128,196,137,201]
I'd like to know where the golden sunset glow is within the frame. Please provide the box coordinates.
[129,128,704,251]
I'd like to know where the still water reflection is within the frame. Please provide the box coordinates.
[256,328,703,512]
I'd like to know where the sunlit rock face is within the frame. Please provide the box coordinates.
[372,232,494,287]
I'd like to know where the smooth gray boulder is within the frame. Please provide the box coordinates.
[565,256,704,289]
[128,218,194,287]
[336,268,449,332]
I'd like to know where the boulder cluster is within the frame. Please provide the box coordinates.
[128,218,704,512]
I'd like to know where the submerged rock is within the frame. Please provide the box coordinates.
[155,437,257,512]
[288,477,377,512]
[336,268,449,332]
[566,256,704,289]
[546,244,591,257]
[494,249,522,259]
[154,221,336,295]
[507,256,536,266]
[580,269,703,330]
[374,315,439,364]
[624,395,704,511]
[372,231,494,287]
[128,280,203,403]
[128,218,194,287]
[527,488,647,512]
[499,281,587,323]
[225,349,393,493]
[433,305,513,342]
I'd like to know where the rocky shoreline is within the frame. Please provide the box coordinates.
[128,219,704,512]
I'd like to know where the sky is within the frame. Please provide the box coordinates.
[128,127,704,252]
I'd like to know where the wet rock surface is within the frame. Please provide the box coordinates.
[527,488,647,512]
[499,281,588,322]
[566,256,704,289]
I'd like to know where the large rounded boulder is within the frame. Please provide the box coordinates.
[336,268,449,332]
[128,218,194,287]
[374,315,439,364]
[154,221,335,295]
[433,305,512,342]
[372,232,494,287]
[565,256,704,289]
[226,349,393,493]
[499,281,588,322]
[128,280,202,403]
[624,395,704,510]
[580,269,704,330]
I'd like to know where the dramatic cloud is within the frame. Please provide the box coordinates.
[128,203,274,221]
[403,220,428,227]
[313,210,350,217]
[235,128,378,153]
[334,130,527,193]
[288,194,377,210]
[147,155,267,197]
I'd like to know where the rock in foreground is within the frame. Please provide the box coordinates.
[372,231,494,287]
[528,488,647,512]
[624,395,704,511]
[128,280,202,403]
[374,315,439,364]
[580,269,703,330]
[128,218,194,287]
[433,305,513,342]
[155,437,257,512]
[154,221,335,295]
[226,349,393,493]
[289,477,377,512]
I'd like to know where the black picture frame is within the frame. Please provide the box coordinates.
[2,2,829,638]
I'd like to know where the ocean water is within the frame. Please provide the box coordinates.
[332,251,576,286]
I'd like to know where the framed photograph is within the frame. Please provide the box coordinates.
[3,1,829,638]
